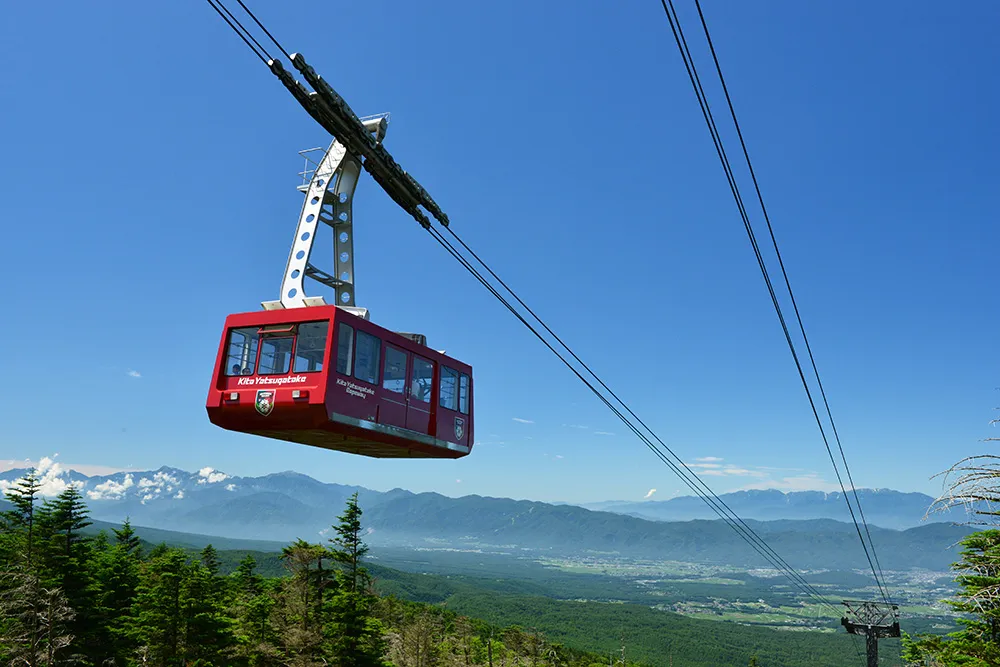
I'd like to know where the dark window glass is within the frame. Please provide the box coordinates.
[411,357,433,404]
[383,346,407,394]
[459,373,470,415]
[225,327,259,376]
[336,323,354,375]
[354,331,381,385]
[258,337,294,375]
[440,366,458,411]
[293,321,328,373]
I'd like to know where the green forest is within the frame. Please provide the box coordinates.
[0,471,626,667]
[5,464,998,667]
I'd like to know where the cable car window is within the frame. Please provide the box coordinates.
[293,321,328,373]
[258,337,294,375]
[412,357,433,404]
[459,373,470,415]
[354,331,381,385]
[383,346,407,394]
[440,366,459,411]
[336,323,354,376]
[225,327,259,376]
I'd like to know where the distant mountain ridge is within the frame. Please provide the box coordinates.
[581,488,952,530]
[0,464,971,571]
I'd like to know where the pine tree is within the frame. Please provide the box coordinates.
[0,565,76,666]
[201,544,221,577]
[231,556,279,667]
[1,470,44,568]
[128,547,188,665]
[182,559,234,664]
[233,554,264,599]
[98,519,143,665]
[275,540,330,666]
[39,486,98,663]
[904,530,1000,665]
[326,493,388,667]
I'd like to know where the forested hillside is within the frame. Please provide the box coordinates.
[0,471,889,666]
[0,473,626,667]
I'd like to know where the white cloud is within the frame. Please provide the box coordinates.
[197,467,229,484]
[554,455,564,460]
[644,488,657,499]
[740,473,840,492]
[0,459,135,477]
[685,461,768,479]
[87,474,135,501]
[225,483,236,492]
[695,464,768,478]
[11,456,85,497]
[126,369,141,378]
[455,479,462,484]
[563,424,589,430]
[174,490,185,499]
[512,417,534,424]
[135,471,180,502]
[594,431,615,436]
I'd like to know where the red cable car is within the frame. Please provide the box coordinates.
[206,305,473,458]
[206,117,473,459]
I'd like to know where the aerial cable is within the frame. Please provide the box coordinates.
[690,0,890,603]
[233,0,293,62]
[205,0,270,64]
[657,0,890,606]
[438,224,846,605]
[204,0,850,619]
[427,226,842,614]
[430,224,845,613]
[657,0,890,605]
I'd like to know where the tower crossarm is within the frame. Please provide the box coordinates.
[267,55,446,232]
[841,600,900,667]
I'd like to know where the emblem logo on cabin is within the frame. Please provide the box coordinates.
[255,390,275,417]
[454,417,465,440]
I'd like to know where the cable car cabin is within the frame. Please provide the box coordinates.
[206,306,473,459]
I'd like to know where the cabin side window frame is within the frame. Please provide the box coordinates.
[382,345,408,394]
[459,372,470,415]
[440,366,459,411]
[291,321,330,373]
[224,326,261,376]
[257,335,295,375]
[336,323,355,376]
[411,356,434,404]
[353,330,382,386]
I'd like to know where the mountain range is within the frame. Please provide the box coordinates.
[0,464,974,571]
[582,488,952,530]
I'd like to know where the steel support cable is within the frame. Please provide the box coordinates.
[657,0,890,606]
[690,0,891,604]
[205,0,270,64]
[203,0,846,620]
[426,225,843,615]
[666,0,892,607]
[436,225,842,607]
[233,0,293,62]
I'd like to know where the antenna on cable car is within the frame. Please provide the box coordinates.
[261,112,391,321]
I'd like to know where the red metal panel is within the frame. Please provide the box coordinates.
[206,305,474,458]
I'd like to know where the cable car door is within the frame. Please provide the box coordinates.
[380,345,409,430]
[407,355,434,434]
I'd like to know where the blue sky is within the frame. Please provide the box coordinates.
[1,0,996,504]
